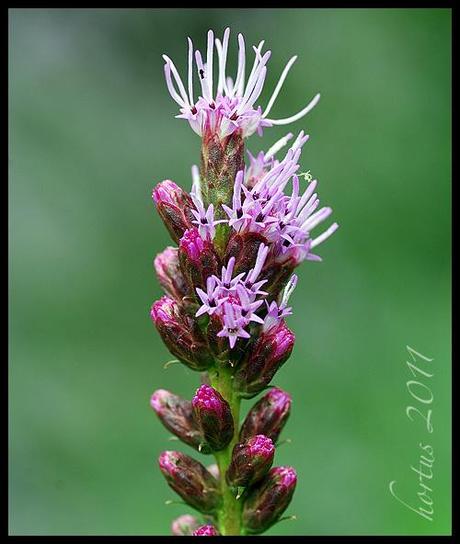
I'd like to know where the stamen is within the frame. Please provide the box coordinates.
[265,133,294,160]
[206,30,214,99]
[310,222,339,249]
[162,55,190,107]
[267,93,321,125]
[263,55,298,118]
[187,38,194,104]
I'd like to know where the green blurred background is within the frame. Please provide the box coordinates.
[8,8,451,536]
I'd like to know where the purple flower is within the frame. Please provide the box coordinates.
[193,245,270,349]
[217,256,245,293]
[263,274,297,332]
[190,190,227,240]
[219,132,339,265]
[216,301,252,349]
[163,29,320,139]
[221,170,252,231]
[242,242,269,296]
[195,276,225,317]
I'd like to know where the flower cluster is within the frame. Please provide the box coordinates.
[163,28,320,139]
[149,28,338,536]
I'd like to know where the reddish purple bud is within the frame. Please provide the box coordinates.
[171,514,200,536]
[150,296,213,371]
[233,322,295,398]
[150,389,209,453]
[239,388,292,444]
[158,451,221,514]
[242,466,297,534]
[192,524,219,536]
[179,228,220,291]
[154,247,189,301]
[226,434,275,488]
[152,180,195,242]
[225,232,268,275]
[192,385,234,452]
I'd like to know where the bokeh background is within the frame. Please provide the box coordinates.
[9,8,451,536]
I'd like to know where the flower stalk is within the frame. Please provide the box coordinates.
[209,366,242,535]
[149,27,338,536]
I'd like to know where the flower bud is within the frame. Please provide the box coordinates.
[233,323,295,398]
[225,232,268,275]
[192,385,234,452]
[239,388,292,444]
[158,451,221,514]
[154,247,189,301]
[200,131,244,223]
[179,228,220,291]
[261,263,293,300]
[242,466,297,534]
[150,389,209,453]
[150,296,213,371]
[152,180,195,242]
[192,524,219,536]
[171,514,200,536]
[226,435,275,488]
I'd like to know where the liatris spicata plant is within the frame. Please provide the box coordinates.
[150,28,338,536]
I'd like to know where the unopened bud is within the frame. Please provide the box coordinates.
[225,232,268,275]
[158,451,221,514]
[171,514,200,536]
[261,263,294,300]
[233,322,295,397]
[152,180,195,242]
[192,524,219,536]
[240,388,292,444]
[226,435,275,488]
[179,228,220,291]
[150,389,209,453]
[154,247,189,301]
[150,296,213,371]
[200,132,244,223]
[205,313,230,357]
[192,385,234,452]
[242,466,297,534]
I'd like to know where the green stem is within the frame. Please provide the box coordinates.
[209,365,242,536]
